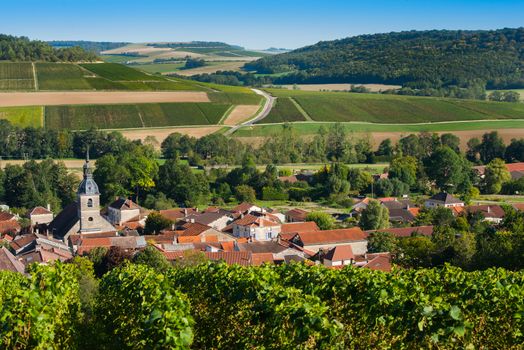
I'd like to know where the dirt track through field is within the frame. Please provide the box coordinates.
[223,105,260,125]
[0,91,210,107]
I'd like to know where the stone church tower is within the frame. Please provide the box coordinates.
[77,151,105,233]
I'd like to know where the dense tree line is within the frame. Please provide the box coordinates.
[47,41,129,54]
[0,34,98,61]
[244,28,524,90]
[0,120,140,159]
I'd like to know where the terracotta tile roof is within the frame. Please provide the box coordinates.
[109,198,141,210]
[452,206,465,215]
[362,254,391,271]
[178,222,211,237]
[0,247,25,273]
[162,251,186,260]
[285,208,309,221]
[281,222,320,234]
[184,211,230,226]
[506,162,524,172]
[371,225,434,238]
[178,236,200,243]
[236,241,289,254]
[159,208,197,221]
[378,197,397,203]
[29,206,53,216]
[513,203,524,211]
[278,175,298,183]
[220,241,235,252]
[0,220,21,235]
[234,214,280,227]
[231,202,257,213]
[324,245,354,261]
[466,205,505,219]
[10,234,37,252]
[294,228,367,246]
[205,251,251,266]
[251,253,275,266]
[77,237,112,255]
[408,208,420,216]
[0,212,16,221]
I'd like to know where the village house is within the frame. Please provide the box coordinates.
[466,204,505,224]
[232,214,281,241]
[0,247,25,273]
[289,227,368,255]
[176,222,236,243]
[322,245,355,267]
[106,198,146,227]
[424,192,464,209]
[182,209,233,231]
[231,202,263,215]
[27,206,54,228]
[285,208,309,222]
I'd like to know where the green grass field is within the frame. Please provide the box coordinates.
[36,63,95,90]
[266,89,524,123]
[0,62,35,90]
[133,62,185,74]
[80,63,164,81]
[45,102,231,130]
[234,120,524,137]
[0,106,42,127]
[259,97,307,123]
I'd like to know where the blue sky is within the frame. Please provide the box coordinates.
[1,0,523,49]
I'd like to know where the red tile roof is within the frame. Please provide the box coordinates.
[506,162,524,172]
[295,228,367,246]
[513,203,524,211]
[232,202,257,213]
[29,206,53,216]
[285,208,308,221]
[0,247,25,273]
[159,208,197,221]
[178,222,211,237]
[0,212,16,221]
[220,241,235,252]
[466,205,505,219]
[251,253,275,266]
[0,220,21,235]
[372,226,434,238]
[205,251,251,266]
[10,234,37,252]
[324,245,354,261]
[281,221,319,234]
[362,254,391,271]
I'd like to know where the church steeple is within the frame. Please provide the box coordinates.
[78,148,99,196]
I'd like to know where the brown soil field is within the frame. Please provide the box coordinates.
[234,129,524,151]
[223,105,260,125]
[175,61,247,76]
[0,91,210,107]
[278,83,401,92]
[0,159,88,169]
[119,126,222,146]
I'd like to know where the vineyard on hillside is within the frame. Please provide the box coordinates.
[1,261,522,349]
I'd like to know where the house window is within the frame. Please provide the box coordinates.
[87,198,93,208]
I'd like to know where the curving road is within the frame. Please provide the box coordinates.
[224,89,275,135]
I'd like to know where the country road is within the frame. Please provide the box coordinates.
[224,89,274,135]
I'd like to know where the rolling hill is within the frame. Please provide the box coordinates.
[101,41,271,77]
[245,28,524,89]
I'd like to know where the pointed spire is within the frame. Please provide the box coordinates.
[86,145,90,163]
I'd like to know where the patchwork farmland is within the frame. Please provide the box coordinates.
[0,62,263,132]
[265,89,524,123]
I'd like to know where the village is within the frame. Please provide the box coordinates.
[2,153,522,274]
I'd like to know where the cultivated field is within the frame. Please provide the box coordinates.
[45,102,231,130]
[266,89,524,123]
[276,83,401,92]
[119,126,223,145]
[261,97,307,123]
[0,91,209,107]
[0,62,35,90]
[0,106,42,127]
[223,105,260,125]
